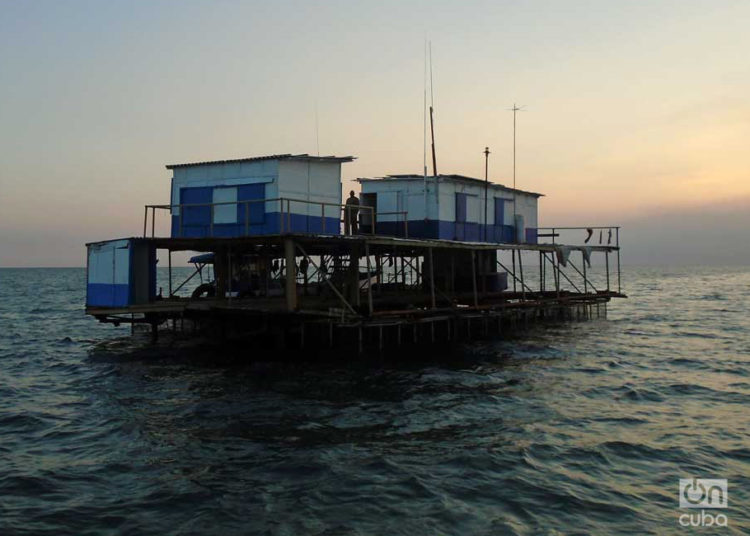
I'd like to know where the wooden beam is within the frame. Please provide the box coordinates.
[365,241,374,316]
[471,250,478,307]
[284,238,297,311]
[428,247,436,309]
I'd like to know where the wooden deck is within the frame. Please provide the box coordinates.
[87,233,624,349]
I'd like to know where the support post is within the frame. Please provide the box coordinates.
[227,247,232,301]
[284,238,297,311]
[555,258,584,293]
[605,251,610,292]
[428,247,436,309]
[365,241,374,316]
[347,244,361,307]
[539,251,543,293]
[518,250,526,301]
[498,260,534,294]
[168,249,172,296]
[471,250,478,307]
[554,253,561,299]
[375,254,382,295]
[616,228,621,293]
[297,244,357,315]
[450,252,456,294]
[582,251,588,294]
[214,247,227,298]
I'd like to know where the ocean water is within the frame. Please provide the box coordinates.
[0,266,748,535]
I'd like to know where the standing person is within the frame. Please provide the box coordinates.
[344,190,360,235]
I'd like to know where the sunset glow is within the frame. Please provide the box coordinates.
[1,0,749,265]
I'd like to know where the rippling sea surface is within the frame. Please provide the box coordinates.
[1,266,749,535]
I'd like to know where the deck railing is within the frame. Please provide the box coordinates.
[536,226,620,247]
[537,225,622,293]
[143,197,408,239]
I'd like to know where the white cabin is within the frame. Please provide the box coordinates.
[357,174,542,243]
[167,154,354,237]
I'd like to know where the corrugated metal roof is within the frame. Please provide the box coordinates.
[357,174,544,197]
[166,154,355,170]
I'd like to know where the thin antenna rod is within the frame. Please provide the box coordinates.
[423,39,427,219]
[423,39,427,178]
[429,41,437,177]
[483,147,490,242]
[429,41,434,108]
[315,100,320,157]
[510,103,525,242]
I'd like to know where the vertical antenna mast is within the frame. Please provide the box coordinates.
[510,103,524,241]
[429,41,437,177]
[483,147,490,242]
[315,100,320,157]
[423,39,428,217]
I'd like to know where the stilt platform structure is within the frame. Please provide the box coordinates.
[85,154,625,351]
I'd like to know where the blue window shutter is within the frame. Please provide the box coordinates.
[494,198,505,225]
[180,187,212,234]
[238,184,265,225]
[455,193,468,223]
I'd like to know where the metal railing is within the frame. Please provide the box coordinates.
[143,197,408,239]
[536,225,622,294]
[536,226,620,248]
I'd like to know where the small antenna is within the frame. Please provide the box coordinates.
[315,100,320,157]
[483,146,490,242]
[423,38,427,178]
[508,103,525,236]
[423,39,428,220]
[428,41,437,177]
[429,41,435,109]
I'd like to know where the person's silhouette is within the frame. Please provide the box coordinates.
[344,190,360,234]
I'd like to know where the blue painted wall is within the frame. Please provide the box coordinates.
[171,183,341,237]
[86,239,157,307]
[375,220,535,244]
[168,181,535,242]
[87,283,130,307]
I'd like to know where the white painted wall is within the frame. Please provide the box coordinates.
[278,160,342,219]
[361,177,539,228]
[494,197,515,226]
[88,239,130,284]
[513,193,538,229]
[360,178,438,221]
[212,187,238,223]
[437,180,455,222]
[170,159,279,216]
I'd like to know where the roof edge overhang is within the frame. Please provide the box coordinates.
[356,174,544,197]
[166,154,356,170]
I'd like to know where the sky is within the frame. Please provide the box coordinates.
[1,0,748,266]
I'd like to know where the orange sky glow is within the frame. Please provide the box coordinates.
[1,0,749,266]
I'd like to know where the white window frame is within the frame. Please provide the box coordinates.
[213,187,238,224]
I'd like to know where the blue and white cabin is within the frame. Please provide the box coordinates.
[168,154,354,238]
[86,238,157,307]
[357,174,542,243]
